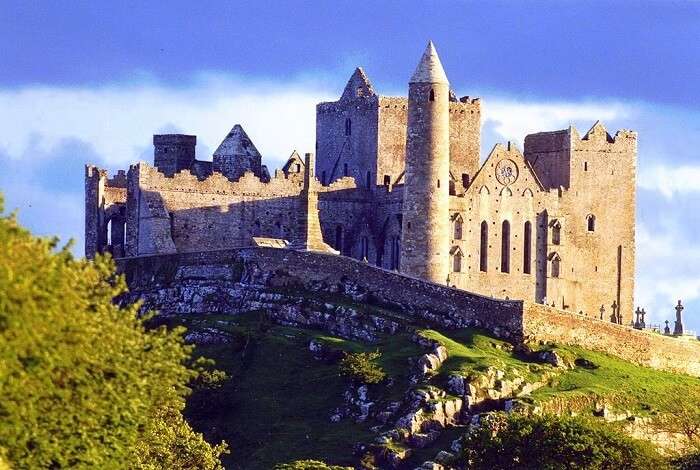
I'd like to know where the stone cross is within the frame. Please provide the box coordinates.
[664,320,670,335]
[599,304,605,320]
[610,301,619,324]
[640,308,646,329]
[673,300,685,336]
[634,307,642,329]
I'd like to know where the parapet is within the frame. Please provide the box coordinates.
[153,134,197,146]
[153,134,197,177]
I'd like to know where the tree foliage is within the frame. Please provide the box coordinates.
[338,351,386,384]
[0,196,227,468]
[274,459,351,470]
[652,388,700,452]
[459,412,667,470]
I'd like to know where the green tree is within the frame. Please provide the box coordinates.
[459,412,667,470]
[0,196,227,468]
[338,351,386,384]
[274,460,351,470]
[652,389,700,451]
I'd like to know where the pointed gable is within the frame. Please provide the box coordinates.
[582,121,613,143]
[340,67,376,101]
[282,150,305,175]
[213,124,262,160]
[467,141,545,198]
[212,124,263,180]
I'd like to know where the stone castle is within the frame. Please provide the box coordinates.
[85,42,637,324]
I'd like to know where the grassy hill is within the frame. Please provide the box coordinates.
[167,311,700,469]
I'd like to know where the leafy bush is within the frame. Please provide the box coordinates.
[338,351,386,384]
[459,412,667,470]
[0,197,227,468]
[274,460,351,469]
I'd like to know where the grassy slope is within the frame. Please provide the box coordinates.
[178,313,700,469]
[420,329,700,415]
[181,312,421,469]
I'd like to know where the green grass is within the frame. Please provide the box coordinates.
[179,312,422,469]
[173,312,700,469]
[418,328,545,382]
[417,328,700,416]
[530,344,700,414]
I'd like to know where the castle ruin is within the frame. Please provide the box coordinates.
[85,42,637,324]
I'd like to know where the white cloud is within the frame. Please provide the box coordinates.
[0,74,335,171]
[638,164,700,199]
[482,98,633,147]
[635,223,700,328]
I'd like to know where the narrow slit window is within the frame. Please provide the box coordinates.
[523,221,532,274]
[501,220,511,273]
[429,89,435,101]
[587,214,596,232]
[453,251,462,273]
[345,118,351,136]
[480,221,488,272]
[453,216,463,240]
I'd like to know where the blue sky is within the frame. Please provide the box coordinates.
[0,1,698,331]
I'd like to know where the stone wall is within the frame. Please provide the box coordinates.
[116,247,700,378]
[118,247,524,340]
[523,302,700,376]
[125,162,306,257]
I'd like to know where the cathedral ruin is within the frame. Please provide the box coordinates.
[85,42,637,323]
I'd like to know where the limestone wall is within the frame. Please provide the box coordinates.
[126,162,306,256]
[117,247,700,378]
[118,247,524,340]
[523,302,700,376]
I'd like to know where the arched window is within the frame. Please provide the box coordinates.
[429,89,435,102]
[106,219,113,246]
[587,214,596,232]
[453,215,463,240]
[345,118,351,136]
[344,163,349,177]
[551,220,561,245]
[366,171,372,188]
[550,253,561,278]
[501,220,510,273]
[335,225,343,252]
[480,221,488,272]
[523,221,532,274]
[452,250,462,273]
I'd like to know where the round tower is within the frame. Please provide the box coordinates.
[400,41,450,284]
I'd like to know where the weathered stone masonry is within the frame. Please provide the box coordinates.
[116,247,700,377]
[85,42,636,323]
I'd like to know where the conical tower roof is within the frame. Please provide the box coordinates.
[410,41,448,84]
